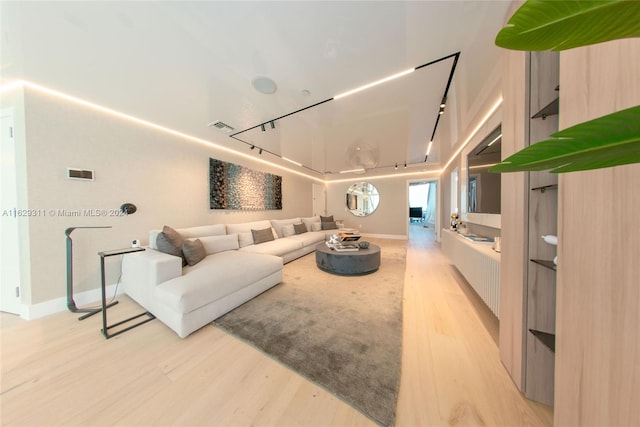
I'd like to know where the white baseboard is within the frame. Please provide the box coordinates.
[21,284,124,320]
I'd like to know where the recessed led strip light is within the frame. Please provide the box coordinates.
[0,80,326,183]
[339,168,366,174]
[469,163,499,170]
[441,97,503,172]
[3,78,500,185]
[487,133,502,147]
[328,97,502,183]
[333,68,415,100]
[281,156,303,167]
[329,168,442,184]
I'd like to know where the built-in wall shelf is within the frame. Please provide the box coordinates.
[531,259,557,271]
[525,50,559,407]
[529,329,556,353]
[531,184,558,193]
[531,97,559,120]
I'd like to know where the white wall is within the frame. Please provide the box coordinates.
[327,176,413,238]
[14,88,316,307]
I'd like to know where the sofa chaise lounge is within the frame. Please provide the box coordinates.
[121,216,340,337]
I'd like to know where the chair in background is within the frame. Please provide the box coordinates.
[409,207,423,223]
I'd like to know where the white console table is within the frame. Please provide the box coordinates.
[441,229,501,318]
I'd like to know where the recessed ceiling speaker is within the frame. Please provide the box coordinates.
[120,203,137,215]
[251,76,277,94]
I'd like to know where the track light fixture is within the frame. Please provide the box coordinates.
[227,52,460,177]
[424,140,433,162]
[250,145,255,150]
[259,148,263,154]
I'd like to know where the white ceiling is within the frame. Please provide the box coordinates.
[0,1,512,178]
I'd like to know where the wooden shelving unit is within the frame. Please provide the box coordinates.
[531,184,558,193]
[531,97,559,120]
[530,259,556,271]
[524,50,559,407]
[529,329,556,353]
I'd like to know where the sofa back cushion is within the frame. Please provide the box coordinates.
[281,224,296,237]
[226,220,276,247]
[270,218,302,238]
[237,232,254,248]
[226,220,272,234]
[199,234,240,255]
[301,216,321,230]
[177,224,226,239]
[149,224,226,250]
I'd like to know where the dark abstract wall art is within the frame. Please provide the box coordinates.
[209,158,282,210]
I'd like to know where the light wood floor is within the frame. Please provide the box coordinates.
[0,224,553,426]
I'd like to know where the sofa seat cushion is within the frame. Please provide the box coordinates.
[154,251,282,314]
[286,231,326,247]
[238,237,302,257]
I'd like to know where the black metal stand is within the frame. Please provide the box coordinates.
[99,247,154,339]
[66,226,115,320]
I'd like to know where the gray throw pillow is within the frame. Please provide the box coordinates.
[251,227,275,244]
[156,232,183,258]
[182,239,206,266]
[321,221,338,230]
[293,223,307,234]
[320,215,334,223]
[162,225,184,247]
[156,226,187,266]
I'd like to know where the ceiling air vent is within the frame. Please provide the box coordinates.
[208,120,235,133]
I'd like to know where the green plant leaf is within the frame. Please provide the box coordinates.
[490,105,640,173]
[496,0,640,51]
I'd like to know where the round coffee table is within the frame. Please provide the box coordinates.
[315,243,381,275]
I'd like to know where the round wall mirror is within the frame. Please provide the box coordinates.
[346,182,380,216]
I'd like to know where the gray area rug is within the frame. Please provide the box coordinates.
[213,239,406,426]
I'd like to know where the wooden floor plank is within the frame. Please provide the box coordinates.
[1,224,552,426]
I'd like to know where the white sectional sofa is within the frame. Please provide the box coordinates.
[121,216,339,338]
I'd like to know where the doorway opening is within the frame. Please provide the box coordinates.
[408,180,437,241]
